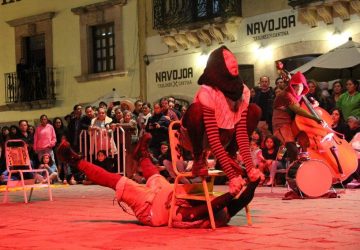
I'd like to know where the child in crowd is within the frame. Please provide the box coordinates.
[93,150,115,173]
[250,139,262,168]
[156,141,172,181]
[36,153,58,184]
[258,136,286,186]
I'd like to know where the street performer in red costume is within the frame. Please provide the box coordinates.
[180,46,264,193]
[57,134,260,228]
[272,69,322,161]
[55,46,263,228]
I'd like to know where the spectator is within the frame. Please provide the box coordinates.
[138,102,152,137]
[27,125,35,137]
[168,100,181,119]
[68,104,83,152]
[16,58,29,102]
[330,108,348,136]
[89,107,116,154]
[346,133,360,187]
[120,100,135,113]
[258,135,285,186]
[345,116,360,142]
[133,100,143,121]
[17,120,37,167]
[146,102,170,157]
[331,80,344,103]
[8,125,21,139]
[80,106,95,131]
[336,79,360,120]
[98,101,108,110]
[35,153,58,184]
[307,80,332,112]
[250,87,256,103]
[53,117,72,183]
[160,97,179,121]
[249,139,262,169]
[251,128,264,148]
[180,105,187,118]
[120,110,138,178]
[275,77,287,90]
[111,107,123,124]
[64,114,72,126]
[253,76,274,133]
[2,126,10,142]
[33,114,57,163]
[93,150,115,173]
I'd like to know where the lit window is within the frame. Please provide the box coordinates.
[92,23,115,73]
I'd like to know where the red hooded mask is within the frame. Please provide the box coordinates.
[287,71,309,101]
[198,46,244,102]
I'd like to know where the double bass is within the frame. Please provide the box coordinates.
[276,61,357,183]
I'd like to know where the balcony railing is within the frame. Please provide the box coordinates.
[288,0,320,8]
[153,0,242,30]
[4,67,56,104]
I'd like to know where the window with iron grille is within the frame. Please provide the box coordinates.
[153,0,241,30]
[92,23,115,73]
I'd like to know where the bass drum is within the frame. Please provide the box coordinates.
[286,159,332,198]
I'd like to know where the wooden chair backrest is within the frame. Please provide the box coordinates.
[5,140,31,171]
[168,121,184,176]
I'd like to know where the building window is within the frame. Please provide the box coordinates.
[71,0,127,82]
[92,23,115,73]
[153,0,241,30]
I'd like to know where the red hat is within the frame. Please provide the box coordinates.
[287,71,309,100]
[290,71,307,86]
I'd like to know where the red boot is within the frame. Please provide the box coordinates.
[56,140,82,166]
[192,152,208,176]
[133,133,152,161]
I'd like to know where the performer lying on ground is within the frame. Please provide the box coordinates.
[57,135,260,228]
[179,46,264,193]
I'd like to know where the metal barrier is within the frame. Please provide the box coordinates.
[79,127,126,175]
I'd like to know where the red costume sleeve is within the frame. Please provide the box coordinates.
[202,105,238,179]
[235,109,254,173]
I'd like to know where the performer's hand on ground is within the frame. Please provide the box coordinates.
[247,168,265,182]
[229,176,245,196]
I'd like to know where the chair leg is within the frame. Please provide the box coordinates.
[28,188,34,202]
[202,177,216,230]
[245,205,252,226]
[45,170,53,201]
[3,172,11,203]
[20,172,28,203]
[48,182,53,201]
[168,176,181,227]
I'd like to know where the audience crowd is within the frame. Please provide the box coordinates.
[1,78,360,187]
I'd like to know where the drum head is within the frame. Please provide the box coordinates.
[296,160,332,198]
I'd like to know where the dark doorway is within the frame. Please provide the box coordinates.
[23,34,46,68]
[21,34,47,100]
[239,64,255,88]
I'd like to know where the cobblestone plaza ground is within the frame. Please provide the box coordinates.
[1,184,359,249]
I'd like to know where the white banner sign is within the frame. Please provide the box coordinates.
[244,9,300,41]
[147,53,204,102]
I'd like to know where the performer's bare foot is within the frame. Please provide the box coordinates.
[56,140,82,166]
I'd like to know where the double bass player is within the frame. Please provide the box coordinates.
[272,70,322,162]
